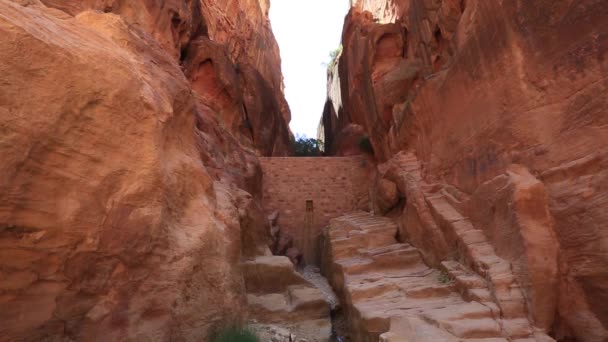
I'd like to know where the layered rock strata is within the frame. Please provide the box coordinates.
[321,0,608,340]
[0,0,291,340]
[37,0,291,155]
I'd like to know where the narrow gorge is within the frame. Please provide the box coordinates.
[0,0,607,342]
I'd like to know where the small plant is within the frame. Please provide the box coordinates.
[211,327,259,342]
[292,134,324,157]
[358,136,374,155]
[323,44,343,72]
[438,270,452,284]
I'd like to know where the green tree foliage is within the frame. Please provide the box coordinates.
[292,135,324,157]
[322,45,343,72]
[211,327,259,342]
[328,44,343,70]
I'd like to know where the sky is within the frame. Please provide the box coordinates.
[269,0,350,138]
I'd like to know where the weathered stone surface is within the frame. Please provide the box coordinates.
[374,178,400,214]
[199,0,290,121]
[0,0,291,340]
[377,152,563,339]
[243,256,332,342]
[196,0,293,155]
[0,2,244,339]
[285,247,304,267]
[250,321,331,342]
[469,165,560,331]
[39,0,200,58]
[38,0,292,156]
[267,211,304,267]
[321,0,608,340]
[323,211,552,341]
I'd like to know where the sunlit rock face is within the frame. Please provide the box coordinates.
[38,0,292,156]
[322,0,608,340]
[0,0,289,340]
[193,0,293,156]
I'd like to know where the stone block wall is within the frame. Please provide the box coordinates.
[260,156,371,264]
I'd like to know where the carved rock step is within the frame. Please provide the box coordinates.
[323,212,554,342]
[337,244,422,275]
[247,285,330,323]
[243,256,311,294]
[426,194,534,324]
[243,256,332,341]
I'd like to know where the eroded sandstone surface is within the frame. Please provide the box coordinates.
[322,211,554,341]
[3,0,608,340]
[36,0,291,155]
[244,256,332,342]
[0,0,292,340]
[320,0,608,341]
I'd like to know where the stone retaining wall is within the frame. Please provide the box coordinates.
[259,156,371,264]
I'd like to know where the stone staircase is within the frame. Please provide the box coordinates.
[321,212,554,342]
[390,152,557,337]
[243,255,332,341]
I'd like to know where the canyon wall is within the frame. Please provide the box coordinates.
[37,0,292,156]
[0,0,290,340]
[321,0,608,340]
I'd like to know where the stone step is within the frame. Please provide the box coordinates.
[330,232,395,244]
[247,284,330,323]
[426,194,535,325]
[243,255,333,341]
[338,248,423,276]
[380,316,460,342]
[243,255,309,294]
[323,211,555,341]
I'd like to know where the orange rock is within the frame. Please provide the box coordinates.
[40,0,199,58]
[0,0,291,340]
[39,0,292,156]
[321,0,608,340]
[375,178,400,214]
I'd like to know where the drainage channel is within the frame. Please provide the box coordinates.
[299,266,350,342]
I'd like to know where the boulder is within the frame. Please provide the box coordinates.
[375,178,400,213]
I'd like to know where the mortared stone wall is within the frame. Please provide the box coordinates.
[259,156,371,264]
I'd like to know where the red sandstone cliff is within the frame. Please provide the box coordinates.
[37,0,292,156]
[321,0,608,340]
[0,0,289,340]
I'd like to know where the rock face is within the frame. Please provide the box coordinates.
[0,0,290,340]
[187,0,292,155]
[38,0,292,155]
[321,0,608,340]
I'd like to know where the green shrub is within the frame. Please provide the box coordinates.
[327,45,343,71]
[211,327,259,342]
[358,136,374,155]
[292,135,324,157]
[438,270,452,284]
